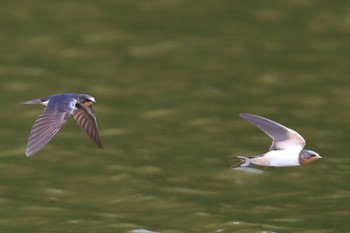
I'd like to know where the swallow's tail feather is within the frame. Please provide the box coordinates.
[235,156,251,167]
[21,98,48,105]
[21,99,42,104]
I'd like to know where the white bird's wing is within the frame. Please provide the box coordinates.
[239,113,305,151]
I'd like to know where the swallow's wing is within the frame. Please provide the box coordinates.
[26,96,76,156]
[239,113,305,151]
[72,105,103,148]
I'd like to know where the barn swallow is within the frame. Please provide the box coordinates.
[22,93,103,156]
[235,113,321,167]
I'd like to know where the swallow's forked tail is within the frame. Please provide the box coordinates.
[20,98,47,105]
[235,156,251,167]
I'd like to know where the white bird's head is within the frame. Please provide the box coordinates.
[299,150,322,165]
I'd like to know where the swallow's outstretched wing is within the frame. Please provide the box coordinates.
[239,113,305,151]
[25,96,76,156]
[72,104,103,148]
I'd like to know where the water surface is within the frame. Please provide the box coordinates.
[0,1,349,232]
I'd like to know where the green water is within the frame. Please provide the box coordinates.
[0,0,349,232]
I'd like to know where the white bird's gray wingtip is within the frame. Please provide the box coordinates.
[239,112,258,119]
[239,113,254,120]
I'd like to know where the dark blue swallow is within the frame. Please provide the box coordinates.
[22,93,103,156]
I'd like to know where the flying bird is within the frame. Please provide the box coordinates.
[22,93,103,156]
[235,113,321,167]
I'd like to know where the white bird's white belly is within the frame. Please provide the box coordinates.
[265,149,300,167]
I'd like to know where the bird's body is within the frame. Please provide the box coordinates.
[22,93,103,156]
[235,113,321,167]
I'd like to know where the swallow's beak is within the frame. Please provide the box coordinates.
[316,154,322,159]
[89,98,96,103]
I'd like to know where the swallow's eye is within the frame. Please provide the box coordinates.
[311,153,317,157]
[84,98,94,102]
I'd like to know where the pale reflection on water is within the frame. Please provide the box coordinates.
[234,167,265,174]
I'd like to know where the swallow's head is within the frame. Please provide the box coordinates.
[78,94,96,107]
[299,150,322,165]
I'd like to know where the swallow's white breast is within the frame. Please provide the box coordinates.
[265,149,301,167]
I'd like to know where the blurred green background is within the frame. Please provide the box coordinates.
[0,0,349,232]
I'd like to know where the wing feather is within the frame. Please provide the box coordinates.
[239,113,305,151]
[72,105,103,148]
[25,96,75,156]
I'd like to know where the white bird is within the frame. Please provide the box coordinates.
[235,113,321,167]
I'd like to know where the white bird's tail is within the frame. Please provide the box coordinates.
[235,156,251,167]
